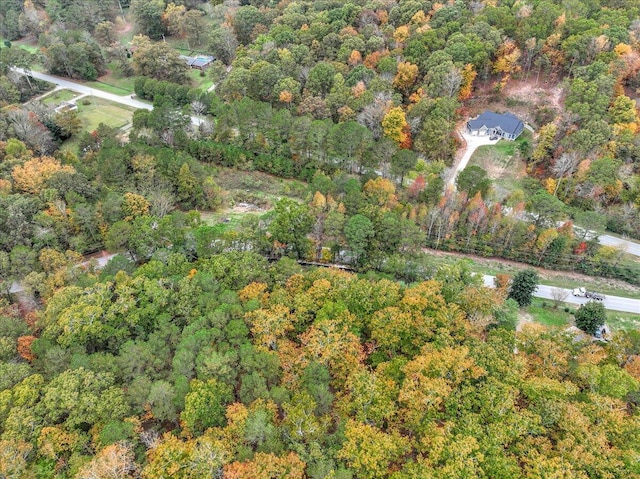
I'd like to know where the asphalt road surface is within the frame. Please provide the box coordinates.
[598,234,640,258]
[482,275,640,314]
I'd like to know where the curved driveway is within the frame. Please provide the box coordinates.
[15,69,205,126]
[446,129,499,188]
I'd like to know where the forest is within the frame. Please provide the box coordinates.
[1,0,640,477]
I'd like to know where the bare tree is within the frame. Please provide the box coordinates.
[148,189,175,218]
[5,109,55,154]
[356,93,392,139]
[76,442,138,479]
[191,99,207,116]
[551,152,579,195]
[551,288,570,309]
[442,66,462,97]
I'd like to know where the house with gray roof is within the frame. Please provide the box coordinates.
[466,111,524,140]
[180,55,215,70]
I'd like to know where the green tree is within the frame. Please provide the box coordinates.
[456,165,492,198]
[345,214,374,264]
[181,378,233,436]
[527,189,566,227]
[42,368,129,429]
[508,269,539,307]
[269,198,314,259]
[176,163,204,208]
[390,149,417,185]
[306,62,336,97]
[574,301,606,335]
[233,5,266,45]
[131,0,166,39]
[208,27,238,65]
[131,36,189,83]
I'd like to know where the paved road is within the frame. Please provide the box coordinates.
[572,223,640,258]
[482,275,640,314]
[598,234,640,257]
[15,69,205,126]
[446,130,499,188]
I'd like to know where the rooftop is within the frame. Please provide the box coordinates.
[180,55,215,68]
[467,111,524,136]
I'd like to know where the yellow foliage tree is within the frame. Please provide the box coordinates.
[393,61,419,93]
[363,177,397,208]
[493,39,522,86]
[338,420,410,479]
[399,345,485,427]
[278,90,293,104]
[458,63,477,100]
[393,25,409,45]
[122,192,151,221]
[224,452,306,479]
[543,177,557,195]
[12,156,75,195]
[382,106,409,146]
[348,49,362,66]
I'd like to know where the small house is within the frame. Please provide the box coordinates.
[466,111,524,140]
[180,55,215,70]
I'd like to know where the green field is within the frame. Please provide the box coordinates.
[526,298,573,327]
[40,89,78,105]
[187,68,214,90]
[75,97,135,131]
[85,79,133,95]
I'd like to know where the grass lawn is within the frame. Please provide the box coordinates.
[2,37,40,54]
[526,298,573,327]
[41,89,79,105]
[75,97,135,132]
[85,79,132,96]
[608,311,640,331]
[525,297,640,331]
[89,64,137,95]
[469,130,533,199]
[188,68,213,90]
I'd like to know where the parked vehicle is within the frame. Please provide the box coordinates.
[572,287,605,301]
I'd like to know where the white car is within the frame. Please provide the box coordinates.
[572,287,605,301]
[572,287,587,297]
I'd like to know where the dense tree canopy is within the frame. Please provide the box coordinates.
[1,0,640,474]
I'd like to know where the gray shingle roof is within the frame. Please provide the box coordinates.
[180,55,215,67]
[467,111,524,136]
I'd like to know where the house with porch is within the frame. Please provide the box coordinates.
[466,111,524,140]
